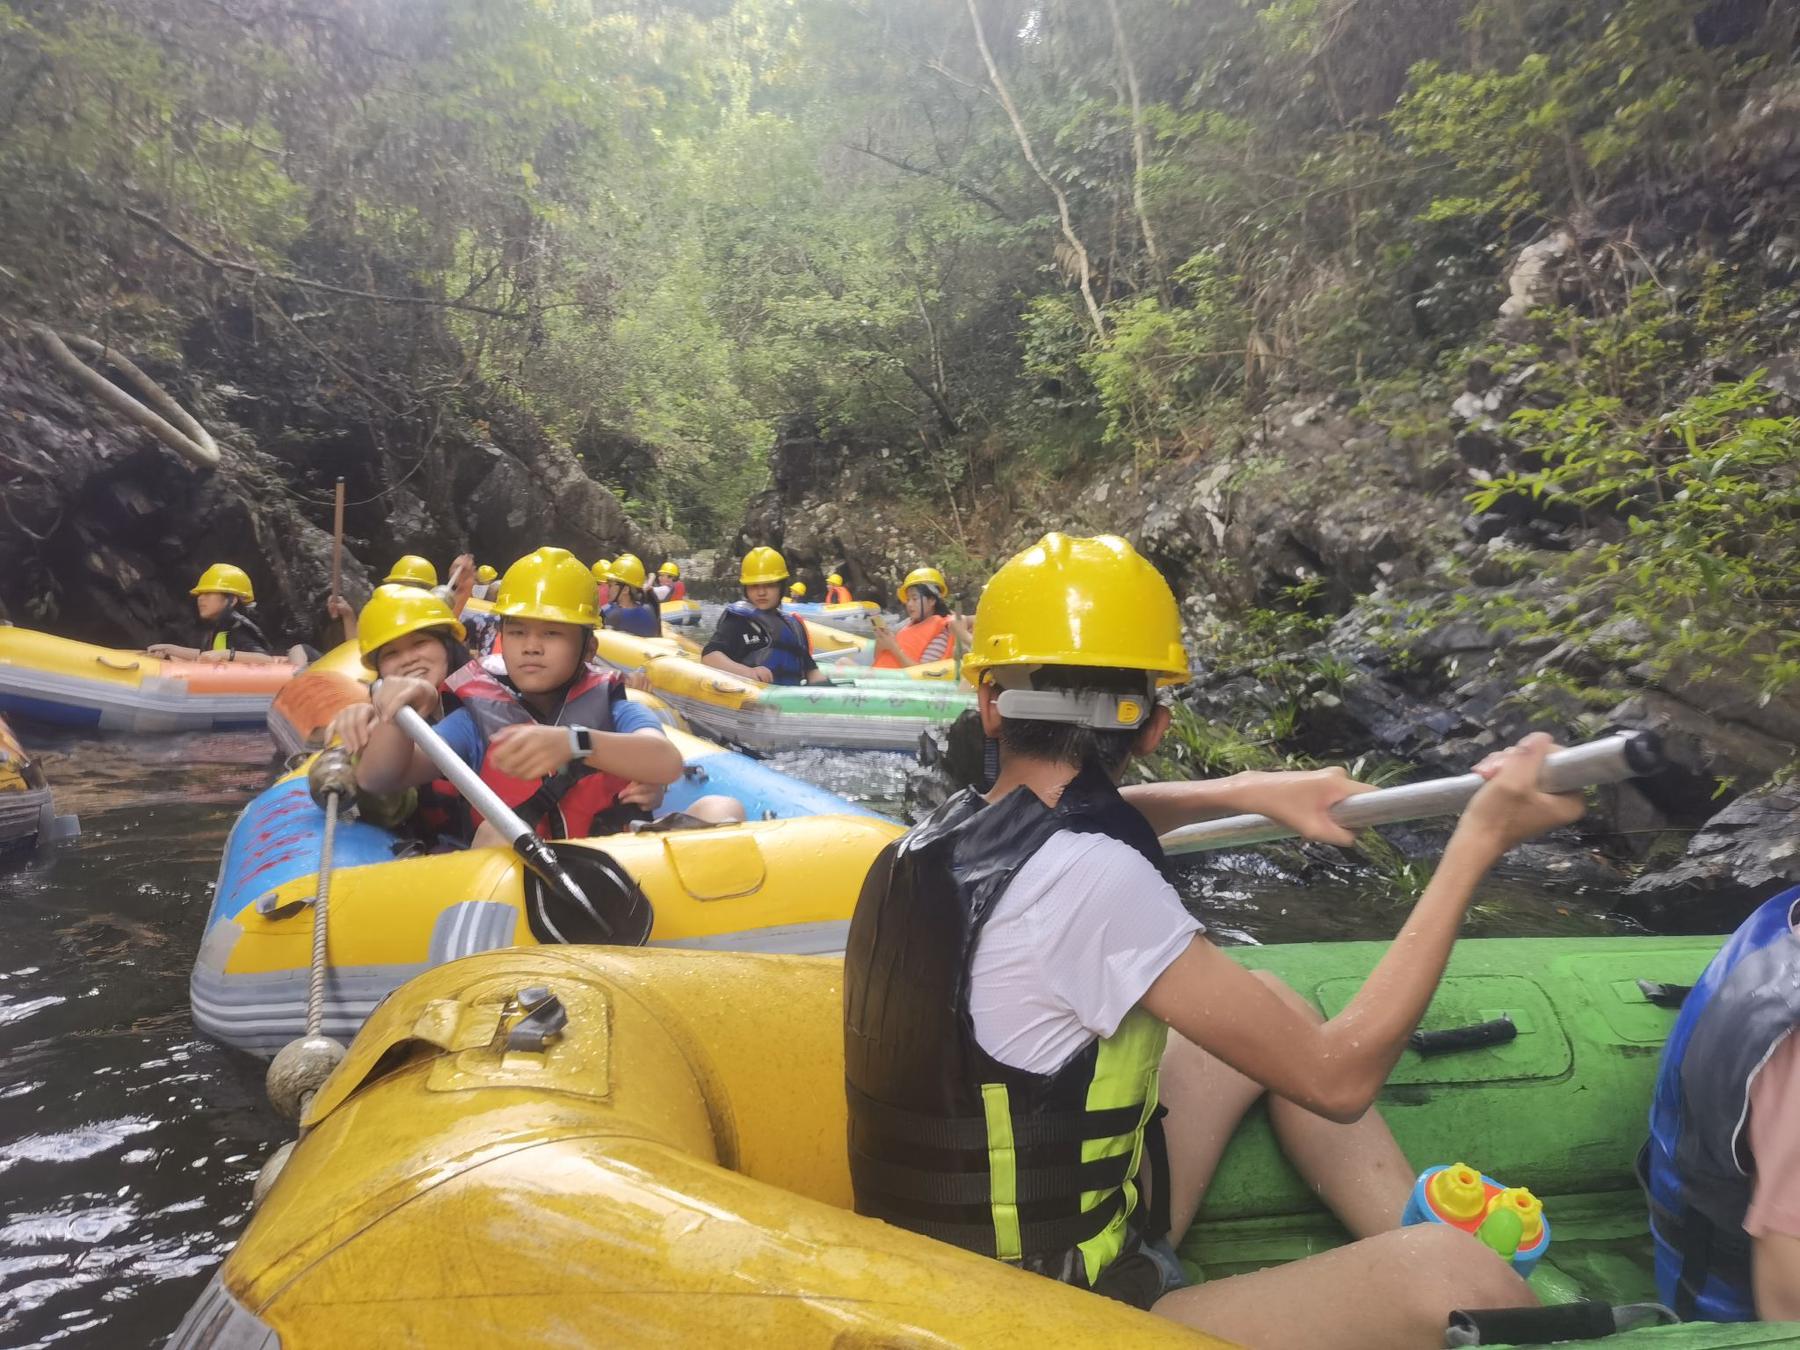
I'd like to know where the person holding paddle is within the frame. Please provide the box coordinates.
[845,533,1586,1348]
[357,546,738,844]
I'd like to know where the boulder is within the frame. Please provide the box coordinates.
[1622,788,1800,931]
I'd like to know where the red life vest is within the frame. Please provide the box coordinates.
[666,579,687,601]
[439,661,632,840]
[872,613,950,669]
[825,584,853,605]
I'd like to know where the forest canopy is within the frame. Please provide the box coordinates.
[1,0,1794,546]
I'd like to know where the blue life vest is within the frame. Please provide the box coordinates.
[1643,885,1800,1321]
[724,600,812,685]
[602,602,660,639]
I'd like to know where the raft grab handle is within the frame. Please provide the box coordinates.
[1160,731,1662,856]
[96,654,142,672]
[1409,1016,1516,1057]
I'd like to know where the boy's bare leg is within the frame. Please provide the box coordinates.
[1157,970,1413,1244]
[1153,1224,1532,1350]
[1256,970,1417,1237]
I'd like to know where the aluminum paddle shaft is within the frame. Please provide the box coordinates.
[395,705,536,844]
[393,704,609,935]
[1159,731,1662,857]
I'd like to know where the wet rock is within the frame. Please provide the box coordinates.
[1622,788,1800,931]
[0,337,649,647]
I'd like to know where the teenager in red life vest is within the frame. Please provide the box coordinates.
[357,546,740,844]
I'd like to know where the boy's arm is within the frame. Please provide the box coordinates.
[701,648,771,682]
[485,725,683,785]
[1755,1234,1800,1321]
[1142,736,1582,1121]
[1122,767,1371,845]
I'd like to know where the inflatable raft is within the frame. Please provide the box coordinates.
[265,640,370,756]
[171,934,1797,1349]
[192,737,897,1055]
[0,714,75,853]
[659,597,705,625]
[0,624,293,732]
[590,631,972,750]
[784,597,884,635]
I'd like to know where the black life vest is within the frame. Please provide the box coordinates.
[439,661,631,840]
[843,764,1170,1292]
[723,600,812,684]
[203,607,272,654]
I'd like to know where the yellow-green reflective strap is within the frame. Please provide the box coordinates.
[981,1082,1021,1261]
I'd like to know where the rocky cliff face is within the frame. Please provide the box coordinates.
[0,334,648,649]
[738,316,1798,930]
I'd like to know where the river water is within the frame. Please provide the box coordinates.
[0,724,1644,1348]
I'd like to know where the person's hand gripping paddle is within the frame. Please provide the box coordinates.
[393,705,654,945]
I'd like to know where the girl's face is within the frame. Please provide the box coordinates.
[500,618,588,694]
[745,582,782,610]
[376,630,451,686]
[904,588,932,622]
[195,592,229,621]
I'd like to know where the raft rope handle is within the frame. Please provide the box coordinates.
[304,788,338,1040]
[95,655,141,672]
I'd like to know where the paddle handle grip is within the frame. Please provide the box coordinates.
[394,704,535,847]
[1160,731,1661,857]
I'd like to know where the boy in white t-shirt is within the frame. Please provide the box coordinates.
[844,533,1586,1349]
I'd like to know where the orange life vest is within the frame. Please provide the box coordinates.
[826,584,853,605]
[872,613,950,669]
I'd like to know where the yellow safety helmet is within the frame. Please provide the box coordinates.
[384,555,439,588]
[963,533,1190,686]
[827,572,844,587]
[789,581,808,598]
[740,546,789,586]
[658,560,680,578]
[591,559,612,583]
[475,564,498,585]
[897,565,950,604]
[492,547,600,628]
[190,563,254,601]
[357,584,466,670]
[607,553,648,590]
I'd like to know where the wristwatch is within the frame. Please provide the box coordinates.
[567,726,596,758]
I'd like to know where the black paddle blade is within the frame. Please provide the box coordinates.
[521,839,655,947]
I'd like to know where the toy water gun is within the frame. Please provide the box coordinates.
[1402,1162,1550,1278]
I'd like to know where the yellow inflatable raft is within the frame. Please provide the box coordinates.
[176,934,1786,1349]
[0,624,294,732]
[591,641,975,752]
[173,948,1201,1348]
[0,713,74,852]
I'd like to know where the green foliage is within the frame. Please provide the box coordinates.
[1083,250,1248,455]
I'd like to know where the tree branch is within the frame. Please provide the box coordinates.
[33,326,219,469]
[123,206,523,319]
[1105,0,1164,284]
[962,0,1108,341]
[845,141,1016,221]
